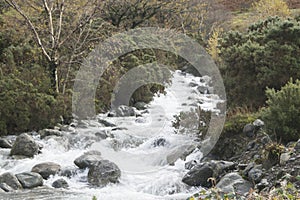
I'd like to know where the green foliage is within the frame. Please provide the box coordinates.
[0,75,69,135]
[262,79,300,143]
[223,110,258,136]
[219,17,300,109]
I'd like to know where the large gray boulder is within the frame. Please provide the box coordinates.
[10,133,40,158]
[166,144,196,165]
[88,160,121,187]
[31,162,61,179]
[16,172,43,189]
[0,172,22,190]
[216,172,253,195]
[74,150,102,169]
[182,160,236,187]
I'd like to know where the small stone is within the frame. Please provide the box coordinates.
[253,119,264,127]
[0,138,12,148]
[52,178,69,189]
[243,124,255,137]
[280,153,291,166]
[153,138,167,147]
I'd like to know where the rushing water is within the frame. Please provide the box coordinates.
[0,70,222,200]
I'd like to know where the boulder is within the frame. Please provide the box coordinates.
[216,172,253,195]
[116,105,136,117]
[39,129,62,139]
[182,160,236,187]
[10,133,40,158]
[74,150,102,169]
[248,168,263,183]
[0,172,22,190]
[16,172,43,189]
[88,160,121,187]
[166,144,196,165]
[31,162,61,179]
[0,138,12,148]
[182,164,213,187]
[52,178,69,189]
[134,102,147,110]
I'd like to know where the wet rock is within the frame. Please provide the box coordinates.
[243,123,255,137]
[182,164,213,187]
[39,129,62,139]
[0,172,22,190]
[58,167,79,178]
[10,133,40,158]
[88,160,121,187]
[182,160,236,187]
[185,160,198,170]
[216,172,253,195]
[135,117,147,123]
[116,105,136,117]
[31,162,61,179]
[134,102,147,110]
[52,178,69,189]
[98,119,116,127]
[74,150,102,169]
[16,172,43,189]
[0,183,14,192]
[166,144,196,165]
[0,138,12,148]
[153,138,167,147]
[197,86,208,94]
[0,187,4,193]
[248,168,263,183]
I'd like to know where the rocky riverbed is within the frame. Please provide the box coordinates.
[0,70,299,200]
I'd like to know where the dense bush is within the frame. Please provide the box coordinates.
[0,76,69,135]
[219,17,300,109]
[262,79,300,143]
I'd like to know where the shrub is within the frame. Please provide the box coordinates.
[0,75,67,135]
[262,79,300,143]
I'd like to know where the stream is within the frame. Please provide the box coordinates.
[0,70,223,200]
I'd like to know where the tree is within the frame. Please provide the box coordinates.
[262,79,300,143]
[3,0,113,93]
[219,16,300,109]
